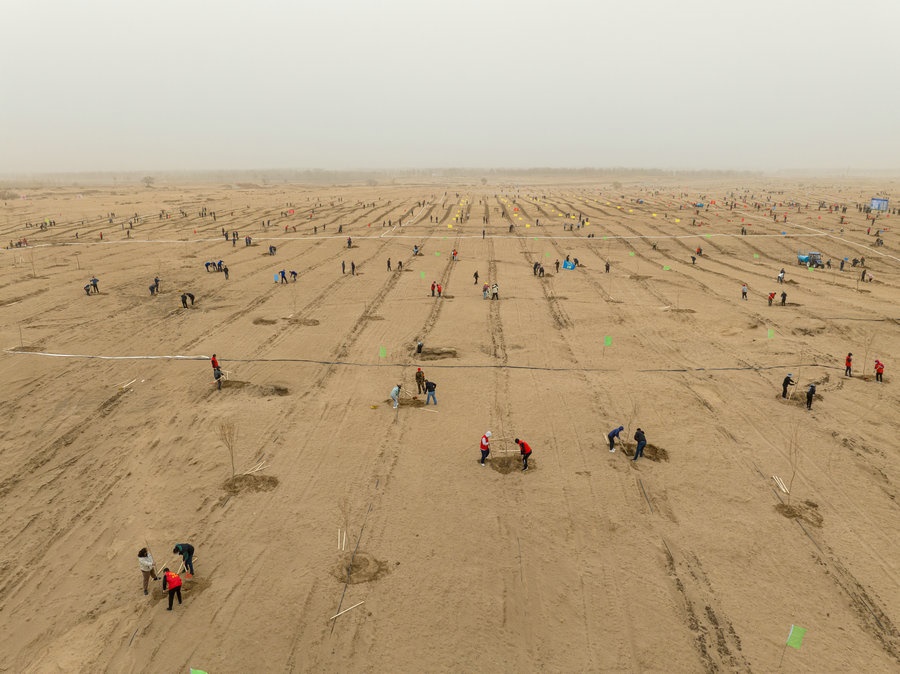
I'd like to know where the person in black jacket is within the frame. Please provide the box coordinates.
[173,543,195,575]
[806,384,816,410]
[782,373,795,399]
[425,379,437,406]
[633,428,647,462]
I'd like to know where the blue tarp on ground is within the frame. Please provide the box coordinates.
[562,260,576,270]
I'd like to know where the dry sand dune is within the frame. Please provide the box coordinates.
[1,179,898,672]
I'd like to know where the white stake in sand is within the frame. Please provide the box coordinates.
[330,600,365,621]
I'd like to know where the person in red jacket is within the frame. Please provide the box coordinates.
[162,568,183,611]
[845,352,853,377]
[479,431,491,466]
[211,354,223,390]
[874,359,884,383]
[515,438,532,471]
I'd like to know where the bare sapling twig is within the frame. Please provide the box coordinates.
[787,423,801,506]
[861,331,876,380]
[219,422,237,482]
[789,348,804,400]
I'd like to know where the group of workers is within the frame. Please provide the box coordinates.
[136,542,195,610]
[478,431,533,471]
[780,353,886,411]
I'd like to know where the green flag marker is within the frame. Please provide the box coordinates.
[420,271,425,279]
[786,625,806,650]
[435,251,441,256]
[753,253,759,259]
[379,346,386,358]
[190,670,209,674]
[705,234,711,238]
[808,266,813,272]
[663,265,671,271]
[545,252,551,257]
[767,329,774,339]
[629,251,635,257]
[604,336,612,346]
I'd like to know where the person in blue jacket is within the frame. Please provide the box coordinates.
[608,426,624,452]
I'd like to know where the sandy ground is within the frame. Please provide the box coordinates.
[1,178,898,673]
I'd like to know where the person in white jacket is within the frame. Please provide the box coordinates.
[138,548,158,595]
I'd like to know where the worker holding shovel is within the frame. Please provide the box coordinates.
[137,547,158,595]
[162,568,183,611]
[479,431,492,466]
[173,543,195,577]
[515,438,533,471]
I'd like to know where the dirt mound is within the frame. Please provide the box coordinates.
[791,319,826,336]
[259,384,290,397]
[489,453,532,474]
[623,443,669,462]
[287,317,319,326]
[418,347,458,360]
[148,575,212,603]
[332,551,389,584]
[223,474,279,494]
[775,500,823,527]
[394,396,425,408]
[252,317,277,325]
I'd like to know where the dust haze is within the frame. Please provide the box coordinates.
[2,0,899,174]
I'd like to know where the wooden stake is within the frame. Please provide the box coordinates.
[330,601,365,621]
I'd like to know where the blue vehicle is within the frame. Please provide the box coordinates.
[797,251,824,268]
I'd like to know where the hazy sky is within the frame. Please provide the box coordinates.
[2,0,898,173]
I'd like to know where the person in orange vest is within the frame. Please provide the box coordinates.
[845,352,853,377]
[479,431,492,466]
[515,438,532,471]
[437,283,443,297]
[162,568,183,610]
[431,281,436,297]
[874,359,884,383]
[767,291,776,306]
